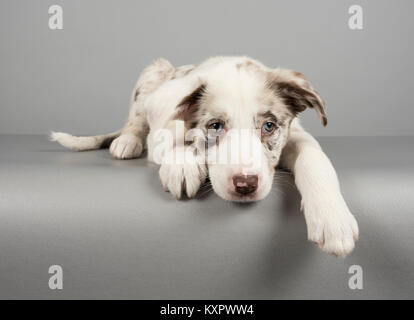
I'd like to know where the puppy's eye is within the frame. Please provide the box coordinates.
[262,121,276,135]
[207,120,225,133]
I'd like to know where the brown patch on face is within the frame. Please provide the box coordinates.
[257,110,279,142]
[260,111,278,124]
[174,84,206,124]
[266,141,274,151]
[255,107,292,168]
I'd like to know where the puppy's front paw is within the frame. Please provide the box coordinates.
[110,134,143,159]
[304,198,359,257]
[159,161,207,199]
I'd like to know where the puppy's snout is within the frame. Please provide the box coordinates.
[232,175,258,195]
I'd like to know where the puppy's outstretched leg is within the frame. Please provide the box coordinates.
[110,58,175,159]
[280,121,359,257]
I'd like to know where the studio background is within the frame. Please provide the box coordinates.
[1,0,413,136]
[0,0,413,300]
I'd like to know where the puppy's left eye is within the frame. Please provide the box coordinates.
[207,119,225,133]
[262,121,276,135]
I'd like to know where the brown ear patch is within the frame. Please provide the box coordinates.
[174,84,206,123]
[269,79,327,126]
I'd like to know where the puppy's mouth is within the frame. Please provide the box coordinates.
[229,192,260,203]
[228,184,269,202]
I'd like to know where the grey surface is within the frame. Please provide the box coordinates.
[1,0,413,300]
[1,0,414,136]
[0,135,413,299]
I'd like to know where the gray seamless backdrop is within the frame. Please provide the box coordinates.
[1,0,414,301]
[1,0,413,136]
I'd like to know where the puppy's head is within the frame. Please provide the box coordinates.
[175,60,327,202]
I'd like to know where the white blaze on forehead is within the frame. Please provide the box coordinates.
[202,64,264,128]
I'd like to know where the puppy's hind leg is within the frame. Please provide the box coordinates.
[110,59,175,159]
[109,102,148,160]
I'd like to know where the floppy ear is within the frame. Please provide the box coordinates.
[268,69,327,126]
[174,83,206,126]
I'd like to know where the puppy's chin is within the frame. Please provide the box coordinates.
[227,193,262,203]
[212,182,272,203]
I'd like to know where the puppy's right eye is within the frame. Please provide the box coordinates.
[207,120,225,133]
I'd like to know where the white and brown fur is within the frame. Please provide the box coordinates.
[51,56,358,257]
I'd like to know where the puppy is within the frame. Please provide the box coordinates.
[51,56,358,257]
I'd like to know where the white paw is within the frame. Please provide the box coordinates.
[304,198,359,258]
[159,161,207,199]
[110,134,143,159]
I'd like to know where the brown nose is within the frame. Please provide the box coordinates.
[232,175,258,195]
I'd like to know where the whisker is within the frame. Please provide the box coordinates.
[197,184,213,197]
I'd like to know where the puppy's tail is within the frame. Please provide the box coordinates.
[49,130,121,151]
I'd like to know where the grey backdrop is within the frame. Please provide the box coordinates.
[0,0,414,301]
[1,0,413,136]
